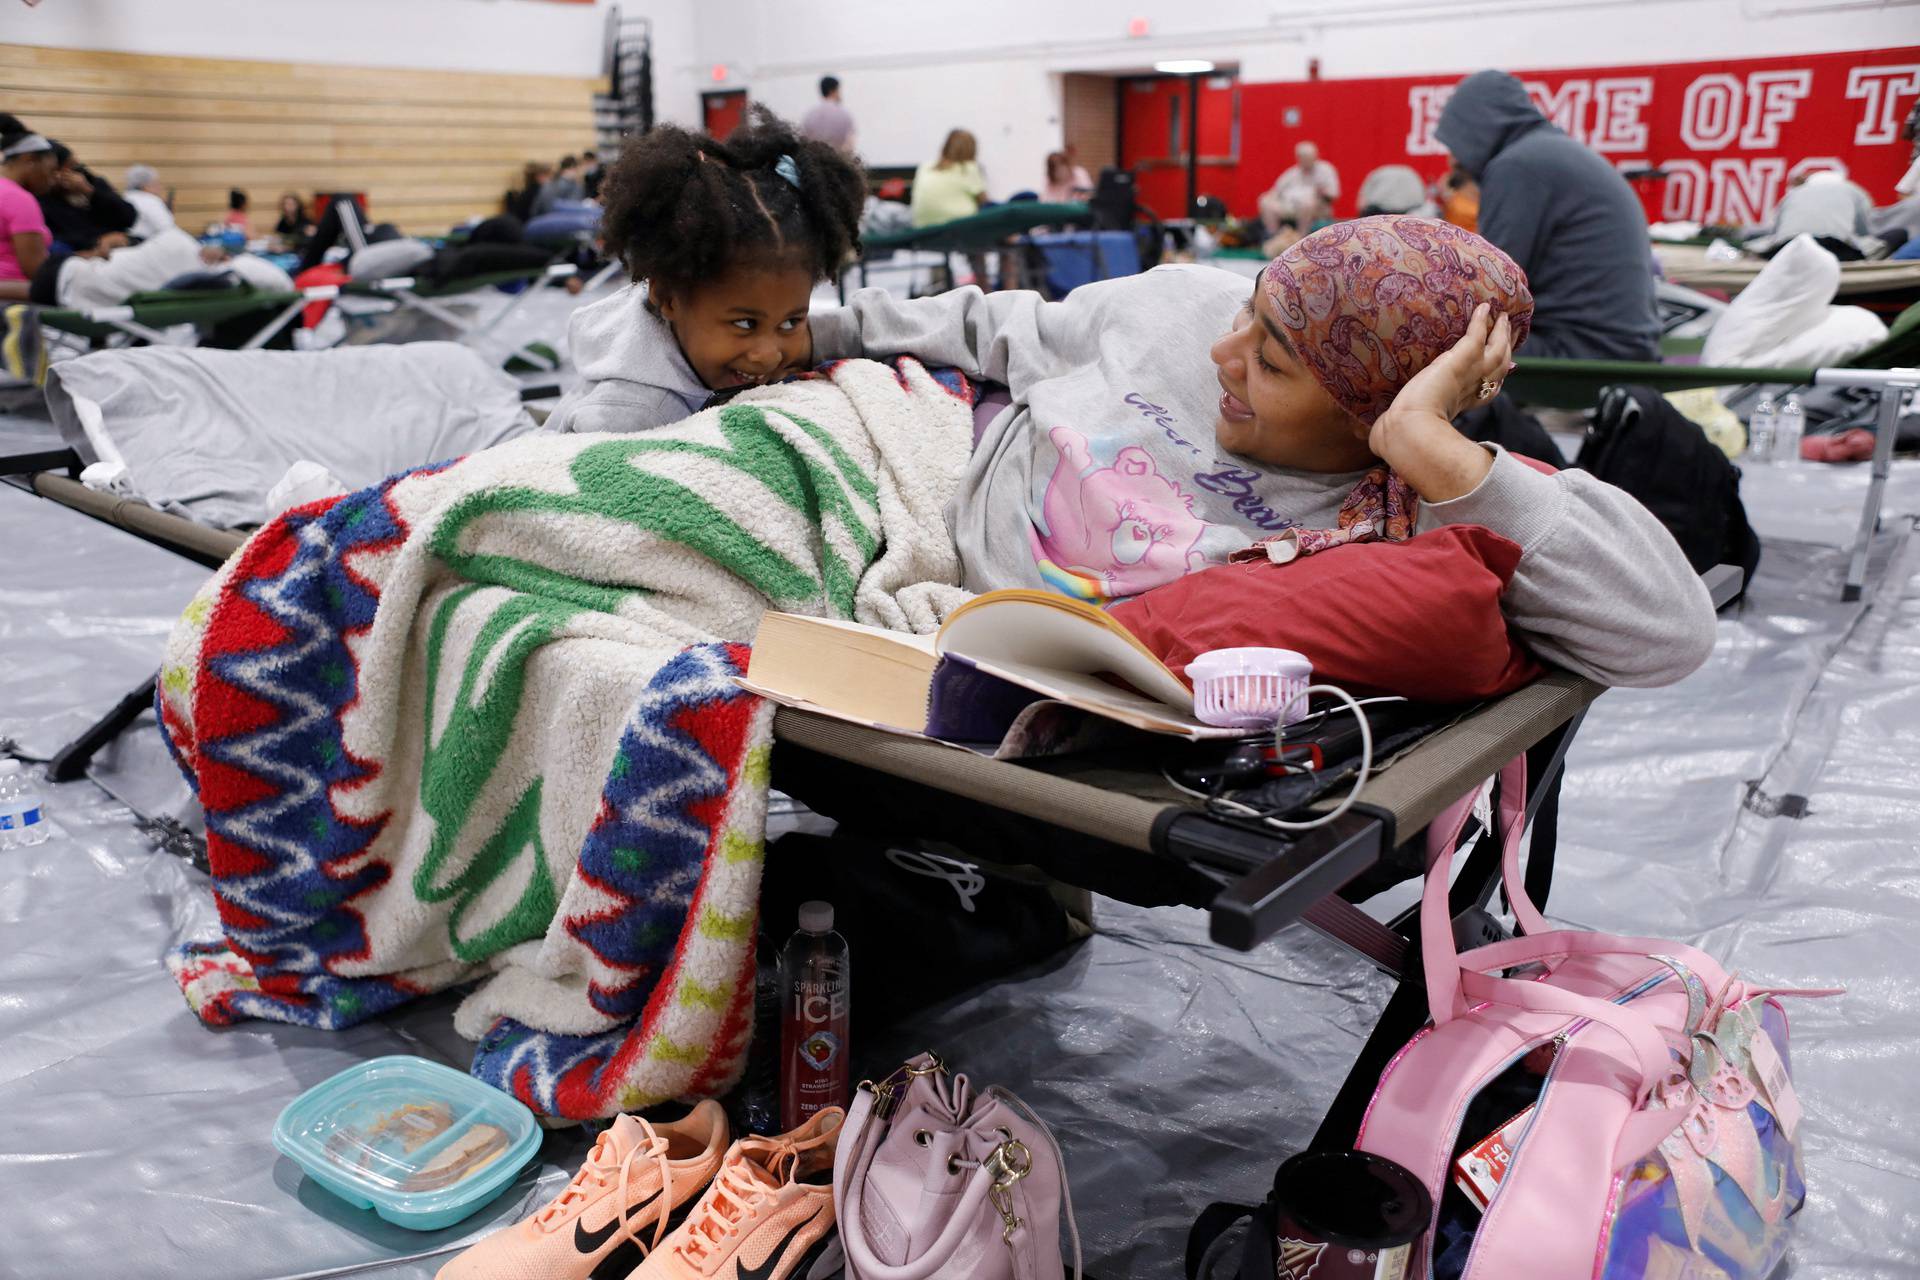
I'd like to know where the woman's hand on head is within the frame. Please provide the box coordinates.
[1363,304,1513,504]
[1384,303,1513,426]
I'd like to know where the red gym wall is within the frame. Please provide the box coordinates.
[1120,47,1920,225]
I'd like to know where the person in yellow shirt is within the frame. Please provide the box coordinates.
[910,129,986,227]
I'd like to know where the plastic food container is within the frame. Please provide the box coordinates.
[1186,647,1313,729]
[272,1055,541,1231]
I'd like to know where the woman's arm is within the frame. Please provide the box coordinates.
[1367,306,1717,687]
[12,232,47,280]
[809,284,1056,385]
[1421,452,1717,687]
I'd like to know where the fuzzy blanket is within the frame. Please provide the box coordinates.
[158,358,974,1119]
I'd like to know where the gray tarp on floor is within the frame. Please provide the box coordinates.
[2,447,1918,1279]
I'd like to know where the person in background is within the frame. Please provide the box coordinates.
[1042,151,1093,203]
[533,154,585,217]
[0,130,56,301]
[581,149,604,201]
[911,129,985,227]
[507,161,550,223]
[800,75,857,157]
[1356,164,1434,217]
[1258,141,1340,232]
[1440,168,1480,232]
[1756,168,1874,254]
[123,164,175,240]
[274,192,313,245]
[39,141,136,253]
[1436,69,1657,361]
[225,189,251,231]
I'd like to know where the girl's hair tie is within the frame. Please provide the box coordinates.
[773,154,801,189]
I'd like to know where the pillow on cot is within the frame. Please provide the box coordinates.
[1108,523,1545,704]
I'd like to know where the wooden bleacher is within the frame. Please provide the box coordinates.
[0,43,600,238]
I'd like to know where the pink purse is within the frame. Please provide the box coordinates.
[1357,758,1834,1280]
[832,1052,1082,1280]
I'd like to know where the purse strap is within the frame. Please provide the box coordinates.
[1421,756,1547,1025]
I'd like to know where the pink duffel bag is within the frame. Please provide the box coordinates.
[1357,757,1836,1280]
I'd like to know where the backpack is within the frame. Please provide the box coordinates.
[1360,759,1829,1280]
[1578,385,1762,590]
[1186,759,1831,1280]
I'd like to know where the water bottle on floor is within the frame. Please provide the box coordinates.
[1747,395,1777,463]
[0,760,50,849]
[1775,395,1805,465]
[779,901,850,1131]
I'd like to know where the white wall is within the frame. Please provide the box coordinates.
[682,0,1918,199]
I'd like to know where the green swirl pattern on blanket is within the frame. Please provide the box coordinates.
[158,358,974,1118]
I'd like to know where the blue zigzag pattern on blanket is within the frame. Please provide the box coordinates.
[172,466,456,1027]
[470,1014,637,1116]
[568,644,752,1021]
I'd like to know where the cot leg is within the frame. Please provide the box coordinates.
[1309,978,1432,1151]
[48,674,159,783]
[584,260,623,293]
[239,297,309,351]
[1842,385,1906,602]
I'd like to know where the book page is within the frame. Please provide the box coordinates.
[937,593,1196,710]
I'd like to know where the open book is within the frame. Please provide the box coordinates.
[738,589,1241,749]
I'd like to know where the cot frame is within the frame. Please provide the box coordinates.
[330,264,580,371]
[0,456,1741,1153]
[1511,358,1919,602]
[39,285,339,355]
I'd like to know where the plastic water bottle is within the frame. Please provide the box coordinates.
[1775,395,1805,465]
[735,930,784,1136]
[1747,396,1777,463]
[0,760,50,849]
[779,901,850,1131]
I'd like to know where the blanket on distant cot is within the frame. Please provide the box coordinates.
[157,358,974,1119]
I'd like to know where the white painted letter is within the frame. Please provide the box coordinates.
[1681,74,1743,151]
[1592,78,1654,152]
[1739,71,1811,149]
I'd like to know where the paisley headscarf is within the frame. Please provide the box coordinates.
[1258,215,1533,427]
[1230,216,1533,565]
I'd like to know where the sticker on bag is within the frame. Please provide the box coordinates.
[1746,1026,1802,1139]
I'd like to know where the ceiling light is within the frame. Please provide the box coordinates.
[1153,60,1216,75]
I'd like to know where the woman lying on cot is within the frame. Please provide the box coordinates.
[804,216,1717,689]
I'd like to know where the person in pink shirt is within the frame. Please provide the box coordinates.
[0,130,58,300]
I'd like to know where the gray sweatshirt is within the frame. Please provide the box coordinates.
[547,284,712,434]
[1437,71,1660,362]
[811,266,1717,688]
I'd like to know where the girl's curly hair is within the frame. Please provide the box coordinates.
[600,107,865,302]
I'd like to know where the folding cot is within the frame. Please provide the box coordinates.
[36,283,320,354]
[334,262,581,370]
[1510,302,1920,600]
[0,431,1743,1155]
[1655,244,1920,317]
[840,200,1096,299]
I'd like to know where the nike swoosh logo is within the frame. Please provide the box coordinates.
[736,1209,822,1280]
[574,1189,663,1254]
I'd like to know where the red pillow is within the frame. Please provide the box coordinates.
[1110,524,1543,703]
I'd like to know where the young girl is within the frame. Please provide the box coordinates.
[808,216,1717,689]
[548,110,866,435]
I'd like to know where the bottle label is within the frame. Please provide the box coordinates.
[0,807,40,830]
[798,1029,842,1071]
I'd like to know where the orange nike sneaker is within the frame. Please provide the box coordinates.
[629,1107,845,1280]
[437,1100,729,1280]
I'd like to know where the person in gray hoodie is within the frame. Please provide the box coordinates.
[1436,70,1660,361]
